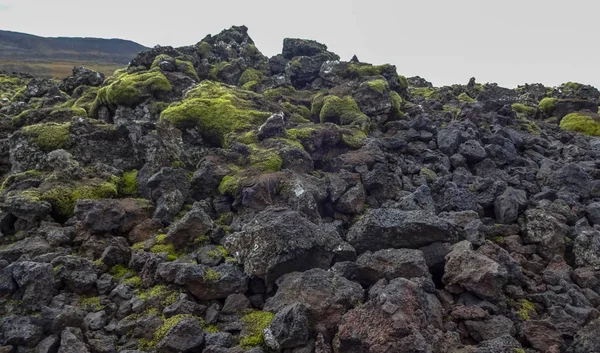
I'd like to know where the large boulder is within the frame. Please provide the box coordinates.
[156,318,204,353]
[494,187,527,224]
[164,203,214,249]
[346,209,457,253]
[264,268,363,332]
[264,303,310,351]
[355,248,430,284]
[225,207,348,283]
[568,317,600,353]
[442,241,508,300]
[523,208,568,258]
[11,261,55,310]
[334,278,445,353]
[74,198,153,236]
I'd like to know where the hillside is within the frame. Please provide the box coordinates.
[1,25,600,353]
[0,30,148,78]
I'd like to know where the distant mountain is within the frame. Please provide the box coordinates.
[0,30,148,78]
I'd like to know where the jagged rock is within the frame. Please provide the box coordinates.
[225,207,347,283]
[0,237,52,263]
[523,320,564,352]
[74,198,153,236]
[346,209,457,252]
[264,268,363,331]
[523,208,568,258]
[62,67,105,94]
[335,278,444,353]
[51,256,98,294]
[257,112,286,140]
[475,335,523,353]
[156,262,248,300]
[35,335,60,353]
[85,311,107,330]
[99,236,131,267]
[1,315,43,347]
[464,315,515,342]
[355,248,430,284]
[156,318,204,353]
[165,202,214,249]
[443,241,508,300]
[11,261,54,310]
[494,187,527,224]
[264,303,310,350]
[568,317,600,353]
[147,167,191,224]
[58,327,90,353]
[221,293,251,314]
[163,294,206,317]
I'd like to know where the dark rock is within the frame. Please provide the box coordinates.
[355,248,430,284]
[257,112,286,140]
[51,256,98,294]
[35,335,60,353]
[459,140,487,163]
[221,293,251,314]
[264,303,310,350]
[568,317,600,353]
[494,187,527,224]
[156,262,248,300]
[282,38,335,60]
[165,202,214,249]
[523,208,568,258]
[11,261,54,310]
[1,316,43,347]
[464,315,515,342]
[74,198,153,236]
[147,167,191,224]
[346,208,457,252]
[523,320,564,352]
[58,327,90,353]
[443,241,508,300]
[225,207,346,283]
[62,67,105,94]
[264,268,363,331]
[156,318,204,353]
[475,335,522,353]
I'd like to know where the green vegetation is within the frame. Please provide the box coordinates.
[420,168,437,182]
[239,311,275,348]
[110,264,135,279]
[511,103,537,116]
[79,296,103,312]
[196,42,212,57]
[92,69,172,114]
[341,129,367,149]
[287,127,315,140]
[22,123,70,151]
[150,243,178,261]
[539,97,558,116]
[560,112,600,136]
[209,62,232,81]
[176,59,200,81]
[319,96,368,129]
[138,314,197,349]
[518,299,536,321]
[122,276,142,288]
[204,268,222,281]
[458,92,475,103]
[390,91,404,118]
[347,63,392,77]
[73,86,99,113]
[363,79,388,94]
[41,179,119,217]
[238,68,262,87]
[411,87,439,100]
[160,80,271,146]
[0,170,41,194]
[121,170,138,195]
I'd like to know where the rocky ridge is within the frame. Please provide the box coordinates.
[1,25,600,353]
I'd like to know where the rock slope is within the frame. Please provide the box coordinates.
[1,25,600,353]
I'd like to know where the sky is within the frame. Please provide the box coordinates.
[0,0,598,89]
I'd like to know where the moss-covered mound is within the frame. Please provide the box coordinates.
[92,69,172,114]
[160,80,272,146]
[317,96,369,129]
[539,97,558,116]
[560,112,600,136]
[22,122,71,151]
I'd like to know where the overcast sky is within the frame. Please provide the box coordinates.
[0,0,597,89]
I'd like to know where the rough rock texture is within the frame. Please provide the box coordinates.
[2,25,600,353]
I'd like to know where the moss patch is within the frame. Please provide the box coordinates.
[22,123,70,151]
[0,170,41,194]
[511,103,537,116]
[40,179,119,218]
[138,314,197,350]
[458,92,475,103]
[363,79,388,94]
[539,97,558,116]
[319,96,368,128]
[121,170,138,195]
[239,311,275,348]
[160,80,271,146]
[518,299,536,321]
[238,68,262,87]
[92,69,172,113]
[560,112,600,136]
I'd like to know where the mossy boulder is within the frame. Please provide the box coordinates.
[160,80,272,146]
[511,103,537,116]
[91,69,172,115]
[539,97,558,116]
[40,178,120,218]
[560,112,600,136]
[318,96,369,129]
[22,123,71,152]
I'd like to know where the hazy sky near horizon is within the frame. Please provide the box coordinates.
[0,0,597,89]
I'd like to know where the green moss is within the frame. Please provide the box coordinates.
[0,170,41,194]
[150,243,178,261]
[41,180,118,218]
[216,245,229,257]
[236,131,259,145]
[175,59,200,81]
[363,79,388,94]
[511,103,537,116]
[110,264,134,279]
[518,299,536,321]
[196,42,212,57]
[241,81,258,91]
[204,324,220,334]
[411,87,439,100]
[123,276,142,288]
[22,123,70,151]
[249,148,283,172]
[264,86,296,100]
[560,112,600,136]
[160,81,271,146]
[204,268,222,281]
[73,87,99,113]
[239,69,262,87]
[209,62,232,81]
[287,127,315,140]
[92,69,172,114]
[458,92,475,103]
[239,311,275,348]
[347,63,392,77]
[79,296,103,312]
[319,96,368,128]
[121,170,138,195]
[139,314,196,349]
[132,242,145,250]
[218,175,240,196]
[390,91,404,119]
[539,97,558,116]
[341,129,367,149]
[513,349,525,353]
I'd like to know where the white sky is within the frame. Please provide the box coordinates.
[0,0,598,89]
